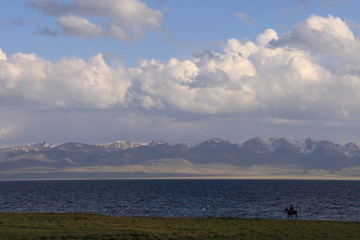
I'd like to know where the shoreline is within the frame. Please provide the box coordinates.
[1,212,360,223]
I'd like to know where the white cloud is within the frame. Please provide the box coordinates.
[2,14,360,145]
[0,52,50,102]
[270,14,357,55]
[1,14,360,119]
[30,0,163,41]
[0,49,7,60]
[0,51,130,109]
[58,15,103,38]
[129,15,360,121]
[76,0,162,33]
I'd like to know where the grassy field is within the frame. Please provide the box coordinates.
[0,213,359,240]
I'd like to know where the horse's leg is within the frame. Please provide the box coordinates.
[295,214,297,220]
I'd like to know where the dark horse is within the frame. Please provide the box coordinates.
[284,208,297,219]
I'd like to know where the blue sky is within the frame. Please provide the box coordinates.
[1,0,360,146]
[3,0,358,65]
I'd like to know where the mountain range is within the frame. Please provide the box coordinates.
[1,138,360,180]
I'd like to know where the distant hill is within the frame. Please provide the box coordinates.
[1,138,360,180]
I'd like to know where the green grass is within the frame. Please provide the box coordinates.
[0,213,359,240]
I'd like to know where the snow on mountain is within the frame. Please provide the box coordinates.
[10,142,54,152]
[256,138,278,152]
[241,137,303,153]
[344,142,360,157]
[1,137,360,180]
[7,138,360,157]
[97,141,148,152]
[241,137,348,155]
[97,140,197,153]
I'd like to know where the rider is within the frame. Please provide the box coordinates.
[289,204,294,212]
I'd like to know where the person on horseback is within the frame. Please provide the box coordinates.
[289,204,294,212]
[284,204,297,219]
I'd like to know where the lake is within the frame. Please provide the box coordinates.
[0,179,359,221]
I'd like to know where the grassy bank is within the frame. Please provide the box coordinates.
[0,213,359,240]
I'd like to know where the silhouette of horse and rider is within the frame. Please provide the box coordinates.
[284,204,297,219]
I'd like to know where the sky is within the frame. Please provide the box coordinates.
[1,0,360,146]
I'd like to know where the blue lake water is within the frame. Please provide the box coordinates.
[0,179,359,221]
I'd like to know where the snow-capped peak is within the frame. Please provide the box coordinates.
[97,141,148,152]
[10,142,53,152]
[243,137,321,154]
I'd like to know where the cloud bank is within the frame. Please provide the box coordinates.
[1,14,360,143]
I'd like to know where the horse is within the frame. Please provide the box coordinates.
[284,208,297,219]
